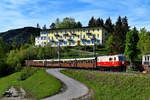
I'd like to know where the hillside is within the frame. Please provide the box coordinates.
[0,27,40,44]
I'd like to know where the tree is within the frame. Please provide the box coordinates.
[96,18,104,27]
[113,16,129,53]
[76,21,82,28]
[105,17,114,34]
[37,47,45,59]
[37,23,40,29]
[42,24,47,30]
[88,16,96,27]
[0,38,8,76]
[58,17,76,28]
[137,28,150,57]
[55,18,60,28]
[50,23,56,29]
[125,27,139,66]
[105,35,115,54]
[0,38,6,58]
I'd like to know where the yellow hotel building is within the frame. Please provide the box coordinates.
[35,27,106,47]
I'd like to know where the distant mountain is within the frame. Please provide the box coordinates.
[0,27,40,44]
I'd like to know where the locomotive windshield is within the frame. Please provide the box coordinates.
[119,56,126,61]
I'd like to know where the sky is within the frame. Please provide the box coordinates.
[0,0,150,32]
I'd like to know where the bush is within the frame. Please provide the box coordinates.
[19,67,39,80]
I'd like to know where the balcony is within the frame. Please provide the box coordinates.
[54,33,60,37]
[90,37,97,41]
[50,40,55,43]
[71,32,77,36]
[86,32,92,35]
[63,33,69,36]
[67,38,73,41]
[81,38,87,41]
[58,38,64,42]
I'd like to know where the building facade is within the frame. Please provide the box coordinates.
[35,27,106,47]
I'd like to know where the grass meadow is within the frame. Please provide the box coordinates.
[61,70,150,100]
[0,68,62,100]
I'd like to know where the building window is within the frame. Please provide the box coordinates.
[56,36,58,39]
[52,31,53,34]
[83,35,85,38]
[41,36,43,40]
[88,29,90,32]
[49,37,50,40]
[52,37,53,40]
[88,34,90,38]
[87,40,90,44]
[97,28,99,32]
[92,34,95,38]
[78,35,79,39]
[64,41,67,45]
[55,42,58,45]
[83,40,86,44]
[92,40,94,44]
[97,40,100,43]
[97,34,99,38]
[69,42,71,45]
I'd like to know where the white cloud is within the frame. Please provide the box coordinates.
[0,0,150,32]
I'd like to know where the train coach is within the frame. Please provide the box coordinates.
[25,54,127,72]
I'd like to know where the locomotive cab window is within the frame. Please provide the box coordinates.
[114,57,116,61]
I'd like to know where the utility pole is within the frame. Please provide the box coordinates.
[58,41,60,66]
[93,39,96,57]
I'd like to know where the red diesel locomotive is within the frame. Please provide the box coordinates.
[25,54,127,72]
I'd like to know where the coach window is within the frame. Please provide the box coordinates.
[109,58,112,61]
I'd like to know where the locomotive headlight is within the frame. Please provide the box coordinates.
[122,61,124,64]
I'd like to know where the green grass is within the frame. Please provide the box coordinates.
[61,70,150,100]
[0,68,62,100]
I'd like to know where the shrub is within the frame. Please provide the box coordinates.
[19,67,39,80]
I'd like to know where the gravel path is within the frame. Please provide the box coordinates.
[41,69,89,100]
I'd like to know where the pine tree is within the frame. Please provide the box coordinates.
[88,16,96,27]
[96,18,104,27]
[55,18,60,28]
[37,23,40,29]
[42,24,47,30]
[105,17,114,34]
[50,23,56,29]
[113,16,125,53]
[76,21,82,28]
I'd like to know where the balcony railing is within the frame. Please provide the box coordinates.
[67,38,73,41]
[86,32,92,35]
[81,38,87,41]
[63,33,69,36]
[54,33,60,37]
